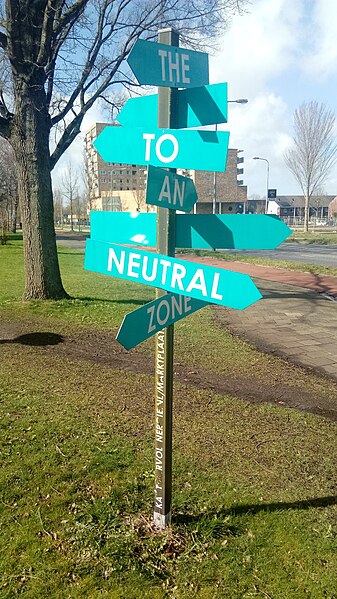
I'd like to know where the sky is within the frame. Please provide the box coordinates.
[53,0,337,199]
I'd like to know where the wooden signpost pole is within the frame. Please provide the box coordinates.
[153,28,179,529]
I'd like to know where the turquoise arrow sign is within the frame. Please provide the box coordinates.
[128,39,209,88]
[117,293,207,350]
[93,126,229,172]
[146,166,198,213]
[84,240,262,310]
[89,212,292,250]
[118,83,228,129]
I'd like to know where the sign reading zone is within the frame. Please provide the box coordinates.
[117,292,207,350]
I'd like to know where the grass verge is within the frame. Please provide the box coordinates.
[0,239,337,598]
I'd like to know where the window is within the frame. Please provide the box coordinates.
[102,196,121,211]
[100,169,106,175]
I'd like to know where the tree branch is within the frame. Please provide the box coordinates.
[0,115,10,139]
[50,112,84,169]
[0,31,7,50]
[53,0,90,37]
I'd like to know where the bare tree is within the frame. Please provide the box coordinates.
[53,187,63,227]
[284,101,337,232]
[61,161,79,231]
[0,0,247,299]
[0,138,18,237]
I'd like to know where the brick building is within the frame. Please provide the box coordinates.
[182,149,247,214]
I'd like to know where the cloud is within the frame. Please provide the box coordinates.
[211,0,303,95]
[301,0,337,78]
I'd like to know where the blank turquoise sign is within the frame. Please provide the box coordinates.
[89,212,292,250]
[118,83,228,129]
[84,240,262,310]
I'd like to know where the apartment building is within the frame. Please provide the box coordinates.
[84,123,149,212]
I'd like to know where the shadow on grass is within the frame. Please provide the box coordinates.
[76,296,149,306]
[175,494,337,524]
[0,332,64,346]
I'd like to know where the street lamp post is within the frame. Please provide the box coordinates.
[253,156,270,214]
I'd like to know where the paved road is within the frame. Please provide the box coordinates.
[218,242,337,268]
[56,234,337,268]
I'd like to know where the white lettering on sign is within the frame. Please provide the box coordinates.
[107,248,224,301]
[186,268,207,297]
[158,176,186,207]
[181,54,190,84]
[142,133,179,164]
[157,49,190,84]
[127,252,141,278]
[147,294,193,334]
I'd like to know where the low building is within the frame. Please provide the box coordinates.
[328,196,337,220]
[267,195,335,223]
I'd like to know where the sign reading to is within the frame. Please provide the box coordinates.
[117,292,207,350]
[146,166,198,212]
[118,83,228,129]
[127,39,209,88]
[84,240,262,310]
[93,126,229,172]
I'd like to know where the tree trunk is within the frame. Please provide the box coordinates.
[11,77,69,300]
[10,196,18,233]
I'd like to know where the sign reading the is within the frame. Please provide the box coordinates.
[93,126,229,172]
[117,292,207,350]
[127,39,209,88]
[146,166,198,212]
[118,83,228,129]
[84,240,262,310]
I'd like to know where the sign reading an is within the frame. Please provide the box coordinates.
[93,126,229,172]
[146,166,198,213]
[128,39,209,88]
[84,240,262,310]
[117,292,207,350]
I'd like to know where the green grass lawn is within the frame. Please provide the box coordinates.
[1,239,337,598]
[288,231,337,245]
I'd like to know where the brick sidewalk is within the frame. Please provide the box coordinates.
[178,254,337,298]
[178,254,337,381]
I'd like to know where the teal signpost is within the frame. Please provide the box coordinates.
[85,31,291,530]
[118,83,228,129]
[146,166,198,212]
[127,38,209,88]
[93,126,229,172]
